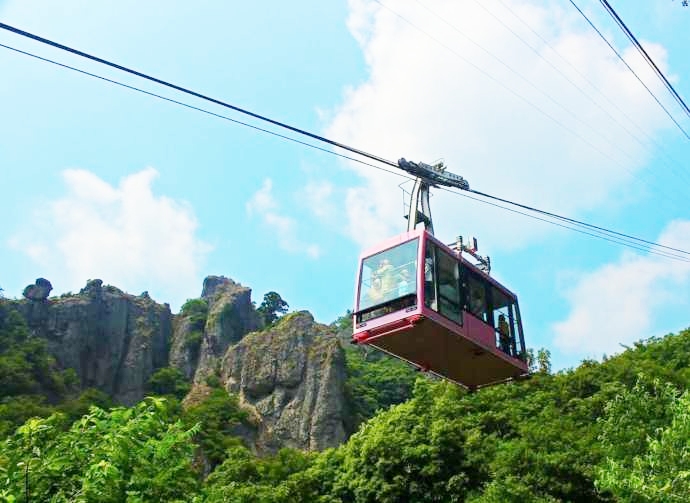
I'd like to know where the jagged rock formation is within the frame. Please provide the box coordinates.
[11,275,350,453]
[17,279,171,405]
[22,278,53,301]
[220,311,347,455]
[170,276,261,383]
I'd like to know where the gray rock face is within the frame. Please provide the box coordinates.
[220,311,347,455]
[17,279,171,405]
[170,276,261,384]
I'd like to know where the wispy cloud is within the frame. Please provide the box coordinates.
[552,220,690,356]
[9,167,211,309]
[246,179,321,259]
[326,0,674,250]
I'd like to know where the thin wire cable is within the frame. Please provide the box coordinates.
[491,0,690,185]
[566,0,690,140]
[467,188,690,256]
[0,21,399,169]
[414,0,690,197]
[598,0,690,119]
[414,0,646,170]
[374,1,690,213]
[1,38,687,261]
[376,0,690,209]
[441,187,690,262]
[0,42,408,182]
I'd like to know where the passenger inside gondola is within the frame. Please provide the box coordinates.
[498,314,511,355]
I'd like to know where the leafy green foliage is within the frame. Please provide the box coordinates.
[0,300,84,436]
[148,366,191,399]
[0,398,200,502]
[343,345,418,433]
[204,445,315,502]
[181,298,209,357]
[181,298,210,326]
[596,378,690,501]
[257,292,289,326]
[182,388,249,468]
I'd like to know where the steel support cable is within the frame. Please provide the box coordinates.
[1,35,688,261]
[467,188,690,256]
[598,0,690,120]
[0,21,399,170]
[0,43,408,182]
[414,0,646,169]
[479,0,690,185]
[566,0,690,140]
[373,1,688,209]
[440,186,690,262]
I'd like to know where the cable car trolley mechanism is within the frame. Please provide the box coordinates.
[352,158,529,390]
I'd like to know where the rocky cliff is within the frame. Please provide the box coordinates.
[11,276,349,454]
[17,278,171,405]
[220,311,347,455]
[169,276,262,384]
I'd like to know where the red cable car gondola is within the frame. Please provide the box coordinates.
[352,159,528,390]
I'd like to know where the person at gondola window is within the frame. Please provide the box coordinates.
[376,259,396,300]
[498,314,511,355]
[397,269,411,297]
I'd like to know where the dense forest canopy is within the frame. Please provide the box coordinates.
[0,297,689,502]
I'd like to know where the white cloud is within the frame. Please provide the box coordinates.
[246,179,321,259]
[326,0,674,251]
[9,167,211,309]
[302,180,335,220]
[552,220,690,356]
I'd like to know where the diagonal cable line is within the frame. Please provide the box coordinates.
[0,21,399,170]
[441,187,690,262]
[372,1,687,209]
[0,30,687,261]
[566,0,690,140]
[598,0,690,120]
[490,0,690,186]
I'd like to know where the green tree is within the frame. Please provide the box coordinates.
[148,366,191,399]
[0,398,201,502]
[257,292,289,326]
[182,388,248,468]
[597,378,690,501]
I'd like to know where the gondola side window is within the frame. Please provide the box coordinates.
[358,239,418,313]
[437,249,461,323]
[466,273,489,324]
[424,241,437,311]
[492,287,521,358]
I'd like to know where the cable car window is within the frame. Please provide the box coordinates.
[466,273,489,324]
[437,250,461,323]
[492,287,520,358]
[358,239,418,312]
[424,242,437,310]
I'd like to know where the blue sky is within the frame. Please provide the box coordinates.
[1,0,689,370]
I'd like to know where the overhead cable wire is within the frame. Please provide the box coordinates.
[0,31,687,261]
[0,42,408,182]
[440,187,690,262]
[372,1,686,208]
[466,187,690,256]
[490,0,690,185]
[566,0,690,140]
[414,0,643,166]
[598,0,690,120]
[0,21,399,170]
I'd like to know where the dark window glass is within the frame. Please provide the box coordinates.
[437,250,461,323]
[424,242,437,310]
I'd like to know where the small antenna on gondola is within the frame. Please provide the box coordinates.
[455,236,491,274]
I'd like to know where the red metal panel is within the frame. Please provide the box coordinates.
[464,313,496,349]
